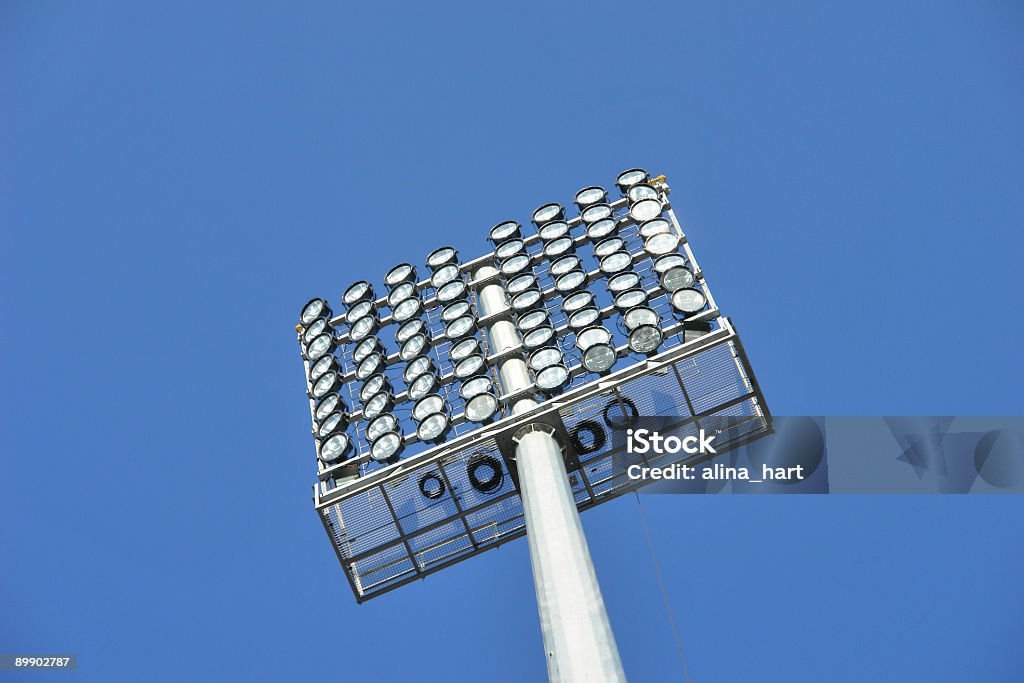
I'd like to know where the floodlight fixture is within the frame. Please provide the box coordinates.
[614,288,648,311]
[366,413,398,443]
[426,246,459,270]
[568,306,602,330]
[629,198,663,222]
[628,324,663,355]
[384,263,417,289]
[517,309,550,332]
[562,290,595,314]
[661,266,695,292]
[412,394,448,422]
[395,317,426,343]
[652,253,687,274]
[614,166,647,193]
[607,270,642,294]
[459,374,494,400]
[454,353,486,379]
[627,184,659,202]
[370,430,404,461]
[531,203,564,226]
[342,281,374,308]
[542,236,575,259]
[644,232,680,256]
[523,324,556,350]
[500,253,531,276]
[348,314,379,343]
[639,217,671,238]
[363,391,394,421]
[416,412,451,443]
[511,287,543,312]
[359,373,391,402]
[387,282,417,308]
[550,254,581,277]
[391,297,423,323]
[302,318,330,346]
[318,430,352,463]
[529,346,563,371]
[616,168,649,194]
[305,333,337,362]
[317,411,347,439]
[310,370,343,400]
[535,363,571,392]
[445,314,477,340]
[403,355,436,384]
[555,269,588,293]
[581,203,613,224]
[431,263,461,289]
[582,343,617,374]
[495,238,526,261]
[355,352,385,381]
[599,250,633,274]
[300,297,332,326]
[586,217,617,241]
[314,393,345,422]
[489,220,522,245]
[436,279,469,303]
[450,337,482,362]
[309,354,340,381]
[407,372,439,400]
[623,305,660,331]
[351,336,383,365]
[574,186,607,210]
[594,236,626,258]
[671,287,708,316]
[538,220,570,242]
[465,391,500,423]
[399,333,431,361]
[507,273,538,295]
[346,299,377,324]
[575,325,612,351]
[683,320,710,345]
[441,300,473,323]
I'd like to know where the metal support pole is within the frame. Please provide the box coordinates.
[475,265,628,683]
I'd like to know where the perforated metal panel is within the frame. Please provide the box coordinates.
[316,327,769,601]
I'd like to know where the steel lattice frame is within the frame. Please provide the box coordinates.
[297,175,772,601]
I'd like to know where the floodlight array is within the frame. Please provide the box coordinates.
[297,168,775,601]
[298,169,724,489]
[299,298,353,464]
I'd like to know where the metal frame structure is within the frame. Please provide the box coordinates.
[314,321,768,598]
[300,177,771,598]
[296,172,772,680]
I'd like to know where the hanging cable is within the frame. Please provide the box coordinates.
[634,491,693,683]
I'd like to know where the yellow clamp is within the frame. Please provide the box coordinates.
[295,324,303,333]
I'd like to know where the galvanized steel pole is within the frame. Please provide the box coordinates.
[475,264,628,683]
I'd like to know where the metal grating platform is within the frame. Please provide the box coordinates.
[316,323,770,601]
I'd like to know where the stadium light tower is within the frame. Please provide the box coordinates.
[295,170,772,682]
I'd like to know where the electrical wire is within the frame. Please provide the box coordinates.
[634,491,693,683]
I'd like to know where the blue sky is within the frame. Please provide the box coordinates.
[2,1,1022,681]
